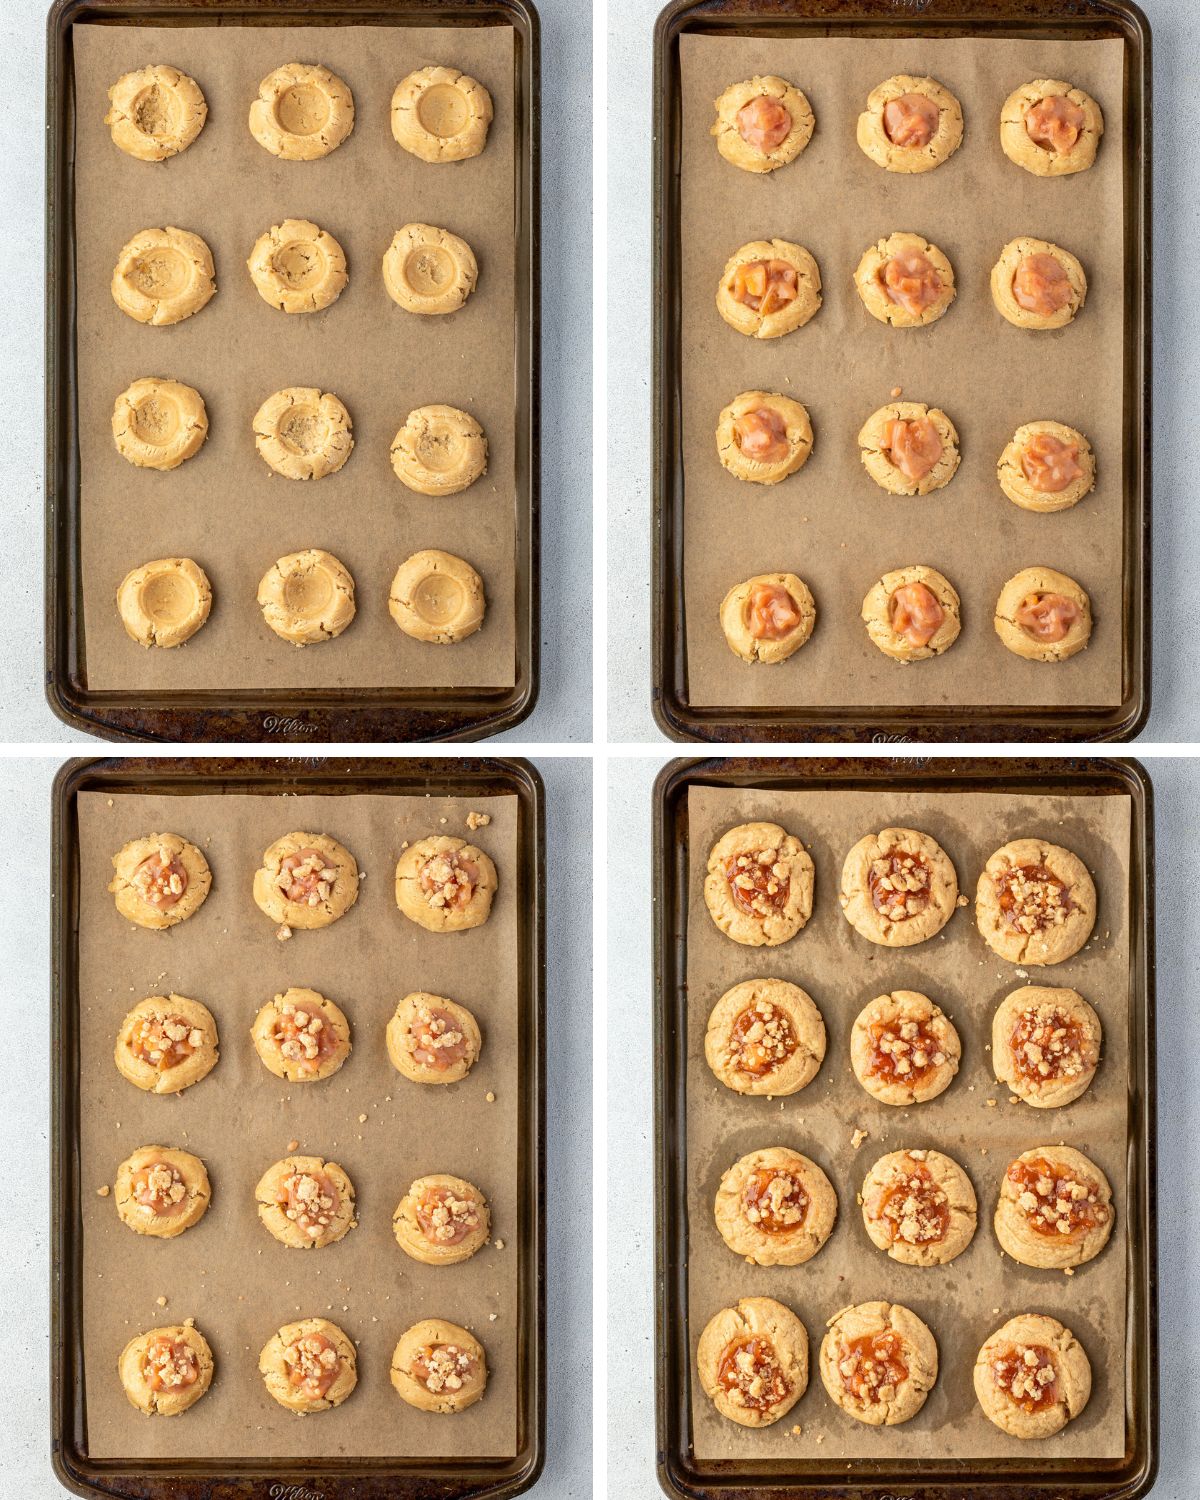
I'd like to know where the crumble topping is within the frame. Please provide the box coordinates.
[874,1155,949,1245]
[272,999,337,1072]
[416,1185,482,1245]
[1009,1008,1088,1084]
[466,811,491,831]
[278,1169,339,1238]
[996,863,1073,934]
[132,1161,189,1217]
[414,1342,476,1394]
[285,1331,339,1398]
[742,1167,807,1234]
[132,851,188,908]
[419,849,479,911]
[1007,1157,1108,1237]
[992,1343,1058,1412]
[868,849,931,921]
[865,1015,946,1083]
[277,848,337,907]
[838,1331,908,1405]
[717,1335,790,1411]
[130,1013,203,1070]
[725,1000,797,1077]
[143,1335,198,1392]
[408,1004,470,1069]
[723,848,790,919]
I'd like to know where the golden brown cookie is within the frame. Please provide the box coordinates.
[119,1323,213,1416]
[252,831,359,930]
[117,558,212,650]
[1000,80,1103,177]
[392,66,493,162]
[115,1147,211,1238]
[253,388,353,481]
[112,378,207,471]
[257,550,356,647]
[994,1146,1113,1269]
[105,66,207,161]
[697,1297,808,1428]
[997,421,1095,513]
[251,988,351,1083]
[114,996,218,1095]
[992,985,1101,1107]
[711,75,814,173]
[976,837,1096,965]
[391,405,487,496]
[854,233,955,328]
[716,239,821,339]
[820,1302,937,1426]
[395,836,497,934]
[849,990,960,1105]
[387,993,482,1085]
[715,1147,836,1266]
[259,1318,357,1413]
[861,1149,976,1266]
[991,238,1087,329]
[861,565,960,662]
[109,833,211,929]
[703,821,814,947]
[389,550,485,644]
[249,63,354,160]
[111,227,215,326]
[703,978,825,1097]
[720,573,816,665]
[857,76,963,173]
[391,1320,487,1413]
[393,1174,490,1265]
[858,402,959,497]
[716,391,812,485]
[839,828,958,948]
[247,219,348,314]
[995,567,1093,662]
[384,223,478,314]
[974,1314,1092,1438]
[256,1155,356,1250]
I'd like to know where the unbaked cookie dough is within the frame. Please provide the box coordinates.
[117,558,212,649]
[720,573,816,665]
[119,1323,213,1416]
[247,219,348,314]
[115,995,219,1095]
[711,75,814,173]
[1000,80,1103,177]
[998,421,1095,512]
[252,988,351,1083]
[252,830,360,930]
[991,238,1087,329]
[392,66,493,162]
[994,567,1093,662]
[861,565,960,662]
[249,63,354,160]
[992,985,1101,1107]
[976,838,1096,965]
[106,65,207,161]
[858,402,959,497]
[715,1147,837,1266]
[974,1314,1092,1438]
[857,76,963,173]
[109,832,211,928]
[253,388,353,480]
[389,550,485,644]
[861,1148,976,1266]
[111,227,215,326]
[384,223,478,314]
[820,1302,937,1426]
[391,1320,487,1413]
[697,1297,808,1428]
[115,1146,211,1238]
[704,978,825,1096]
[256,1155,355,1249]
[260,1318,357,1414]
[994,1145,1113,1269]
[112,378,207,471]
[391,405,487,495]
[839,828,959,948]
[258,550,356,647]
[855,233,955,328]
[703,821,814,947]
[716,391,812,485]
[395,836,497,934]
[716,240,820,339]
[393,1173,490,1265]
[849,990,960,1105]
[387,992,482,1084]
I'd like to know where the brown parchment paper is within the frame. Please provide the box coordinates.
[76,787,519,1460]
[73,21,517,692]
[679,35,1127,710]
[684,783,1131,1461]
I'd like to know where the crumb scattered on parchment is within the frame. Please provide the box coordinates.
[815,1434,824,1444]
[439,817,447,825]
[986,1099,997,1107]
[494,1239,505,1250]
[956,893,968,906]
[1009,1094,1019,1104]
[486,1091,496,1103]
[1064,1267,1075,1277]
[851,1128,868,1150]
[277,924,292,942]
[467,811,492,831]
[890,386,902,398]
[287,1139,299,1152]
[96,1184,110,1197]
[358,1114,368,1124]
[156,1296,167,1307]
[184,1317,195,1329]
[400,840,409,851]
[489,1313,498,1322]
[791,1424,802,1435]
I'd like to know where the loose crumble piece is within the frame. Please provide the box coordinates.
[851,1128,868,1150]
[277,924,292,942]
[466,810,492,831]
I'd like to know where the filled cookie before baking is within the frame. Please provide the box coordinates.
[384,223,478,315]
[119,1323,213,1416]
[861,1149,976,1266]
[992,985,1101,1107]
[391,405,488,496]
[115,995,218,1095]
[716,239,820,339]
[247,219,347,314]
[857,76,963,173]
[703,821,814,947]
[117,558,212,649]
[720,573,816,665]
[711,75,814,173]
[112,378,207,471]
[820,1302,937,1426]
[840,828,958,948]
[998,421,1095,512]
[258,550,356,647]
[861,565,960,662]
[260,1318,357,1414]
[994,1145,1113,1269]
[249,63,354,160]
[974,1314,1092,1438]
[251,988,351,1083]
[849,990,960,1105]
[252,830,359,930]
[716,391,812,485]
[976,837,1096,964]
[714,1147,836,1266]
[704,978,825,1096]
[1001,80,1103,177]
[256,1155,355,1249]
[253,388,353,480]
[115,1146,211,1238]
[392,66,493,162]
[991,238,1087,329]
[391,1320,487,1413]
[106,65,207,161]
[111,227,215,326]
[855,233,955,328]
[858,402,959,496]
[995,567,1092,662]
[109,832,211,928]
[697,1297,807,1428]
[387,992,482,1084]
[395,835,497,934]
[394,1173,490,1265]
[390,550,485,644]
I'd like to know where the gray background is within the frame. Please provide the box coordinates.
[607,754,1198,1497]
[608,0,1200,743]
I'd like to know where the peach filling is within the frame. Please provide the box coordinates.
[132,1161,189,1217]
[880,417,942,481]
[277,1169,339,1239]
[132,852,188,908]
[130,1014,202,1070]
[874,1156,949,1245]
[1009,1009,1089,1085]
[143,1335,198,1392]
[727,1000,797,1077]
[736,95,792,151]
[285,1332,339,1399]
[881,251,942,314]
[1025,95,1085,154]
[992,1344,1059,1412]
[1015,593,1080,643]
[883,93,939,148]
[728,259,798,316]
[413,1343,477,1394]
[747,582,802,641]
[996,862,1074,933]
[717,1335,790,1412]
[410,1004,470,1069]
[272,998,338,1074]
[723,848,790,918]
[888,583,943,647]
[420,850,479,911]
[1012,254,1072,315]
[1007,1157,1108,1238]
[868,849,932,922]
[1021,433,1083,493]
[415,1185,482,1246]
[734,406,790,464]
[838,1331,909,1405]
[743,1167,807,1233]
[278,848,337,906]
[865,1016,946,1085]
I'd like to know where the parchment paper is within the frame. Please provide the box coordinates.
[679,35,1127,710]
[684,783,1131,1461]
[76,787,519,1460]
[73,22,517,692]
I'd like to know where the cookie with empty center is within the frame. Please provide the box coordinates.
[391,1320,488,1414]
[395,835,497,934]
[716,238,820,339]
[384,223,478,314]
[858,402,959,496]
[109,833,211,929]
[392,65,493,161]
[260,1318,357,1413]
[256,1155,356,1250]
[974,1314,1092,1438]
[389,550,485,645]
[117,558,212,649]
[855,232,955,328]
[991,237,1087,329]
[820,1301,937,1426]
[119,1323,214,1416]
[862,564,960,662]
[995,567,1092,662]
[391,404,488,495]
[697,1297,808,1428]
[249,63,354,160]
[112,378,207,471]
[711,75,814,173]
[105,65,207,161]
[247,219,347,314]
[251,988,351,1083]
[998,420,1095,513]
[857,75,963,173]
[703,978,826,1097]
[720,573,816,665]
[716,391,812,485]
[715,1146,837,1266]
[994,1145,1113,1269]
[115,1146,211,1238]
[991,985,1101,1107]
[849,990,960,1105]
[258,549,356,647]
[840,828,959,947]
[976,838,1096,965]
[252,830,359,930]
[387,992,482,1084]
[703,821,814,947]
[393,1173,490,1265]
[114,995,218,1095]
[112,227,215,326]
[861,1148,976,1266]
[1001,79,1103,177]
[253,388,353,481]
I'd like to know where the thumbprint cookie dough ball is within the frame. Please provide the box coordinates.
[115,1147,211,1238]
[994,1145,1114,1269]
[850,991,960,1106]
[115,996,218,1095]
[105,65,206,161]
[112,378,207,472]
[857,75,963,173]
[716,392,812,485]
[254,388,353,481]
[697,1297,807,1428]
[253,831,359,930]
[111,227,215,326]
[992,238,1087,329]
[711,75,814,173]
[258,550,356,647]
[1001,80,1103,177]
[820,1302,937,1426]
[861,1149,976,1266]
[390,550,485,645]
[384,223,478,315]
[862,565,960,663]
[994,567,1092,663]
[715,1148,836,1267]
[395,836,497,934]
[720,573,816,665]
[117,558,212,650]
[704,822,814,948]
[119,1323,213,1416]
[992,986,1101,1107]
[975,1315,1092,1438]
[976,838,1096,965]
[705,978,825,1096]
[249,63,354,160]
[394,1174,490,1265]
[260,1318,357,1414]
[840,828,959,948]
[248,219,347,314]
[858,402,959,497]
[252,988,351,1083]
[256,1155,356,1249]
[998,421,1095,513]
[392,65,493,162]
[391,404,487,496]
[392,1320,487,1413]
[387,993,482,1084]
[109,833,211,928]
[716,239,820,339]
[855,232,955,328]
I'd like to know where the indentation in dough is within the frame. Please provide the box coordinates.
[413,573,465,626]
[418,83,471,137]
[131,393,182,446]
[129,247,189,298]
[273,240,325,288]
[140,571,197,626]
[133,83,177,138]
[415,426,464,472]
[284,567,335,617]
[279,408,330,457]
[276,81,331,135]
[406,246,456,296]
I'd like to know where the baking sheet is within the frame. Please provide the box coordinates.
[684,783,1131,1461]
[679,35,1126,710]
[73,22,517,693]
[76,788,519,1460]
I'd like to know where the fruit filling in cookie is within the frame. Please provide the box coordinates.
[409,1004,471,1069]
[883,93,939,147]
[1006,1157,1109,1237]
[133,852,188,908]
[728,1001,798,1076]
[415,1185,484,1245]
[864,1016,947,1085]
[996,863,1075,931]
[723,848,791,918]
[881,250,943,314]
[875,1157,950,1246]
[742,1168,808,1233]
[420,849,480,910]
[879,417,942,481]
[1025,95,1085,154]
[728,260,798,315]
[131,1161,189,1218]
[991,1343,1059,1412]
[737,94,792,150]
[837,1332,909,1405]
[747,582,803,640]
[130,1014,202,1069]
[1015,593,1080,643]
[734,406,790,463]
[270,1000,338,1074]
[716,1336,791,1413]
[285,1332,340,1399]
[278,849,337,906]
[868,849,932,922]
[1021,433,1084,493]
[888,583,944,647]
[143,1335,199,1393]
[1008,1007,1090,1085]
[277,1169,340,1239]
[414,1343,477,1394]
[1013,254,1072,315]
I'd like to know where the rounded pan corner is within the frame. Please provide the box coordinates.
[50,1440,96,1500]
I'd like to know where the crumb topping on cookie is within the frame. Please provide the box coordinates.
[837,1331,909,1405]
[1008,1008,1088,1084]
[407,1004,470,1069]
[277,849,338,907]
[414,1343,476,1393]
[132,1162,189,1217]
[868,850,932,922]
[717,1335,790,1412]
[724,848,791,918]
[278,1170,339,1238]
[1007,1157,1108,1237]
[874,1154,949,1245]
[133,852,188,908]
[996,864,1075,933]
[271,999,337,1073]
[420,850,480,911]
[742,1167,808,1233]
[416,1185,483,1245]
[865,1015,947,1083]
[285,1332,339,1398]
[991,1343,1059,1411]
[727,260,798,315]
[143,1335,198,1392]
[725,1001,798,1076]
[130,1014,203,1070]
